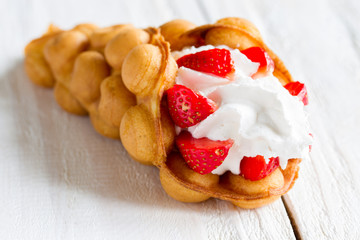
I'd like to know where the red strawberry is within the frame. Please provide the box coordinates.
[284,81,308,105]
[240,47,274,77]
[166,84,217,128]
[176,131,234,175]
[240,155,280,181]
[176,48,234,77]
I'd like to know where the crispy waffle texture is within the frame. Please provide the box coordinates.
[24,18,301,208]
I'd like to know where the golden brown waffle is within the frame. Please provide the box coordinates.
[24,18,301,208]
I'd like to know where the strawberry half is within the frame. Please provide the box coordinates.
[176,131,234,175]
[284,81,308,105]
[176,48,234,77]
[240,47,274,77]
[240,155,280,181]
[166,84,217,128]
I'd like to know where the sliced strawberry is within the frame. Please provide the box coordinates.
[240,155,280,181]
[176,131,234,175]
[284,81,308,105]
[166,84,217,128]
[176,48,234,77]
[240,47,274,77]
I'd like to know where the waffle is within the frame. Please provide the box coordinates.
[24,18,301,208]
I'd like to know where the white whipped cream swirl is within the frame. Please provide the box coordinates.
[173,45,312,175]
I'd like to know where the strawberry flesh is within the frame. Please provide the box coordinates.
[176,131,234,175]
[284,81,308,105]
[240,47,274,77]
[176,48,234,77]
[166,84,217,128]
[240,155,280,181]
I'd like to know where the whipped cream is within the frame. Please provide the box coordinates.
[172,45,312,175]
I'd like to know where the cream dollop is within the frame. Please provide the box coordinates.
[173,45,312,175]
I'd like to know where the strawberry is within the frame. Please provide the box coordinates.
[284,81,308,105]
[166,84,217,128]
[240,155,280,181]
[240,47,274,77]
[176,131,234,175]
[176,48,234,77]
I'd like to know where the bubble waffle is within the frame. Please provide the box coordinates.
[24,18,303,208]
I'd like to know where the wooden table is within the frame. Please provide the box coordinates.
[1,0,359,239]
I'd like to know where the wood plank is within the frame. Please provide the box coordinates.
[0,0,298,239]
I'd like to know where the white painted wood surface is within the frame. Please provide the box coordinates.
[0,0,359,239]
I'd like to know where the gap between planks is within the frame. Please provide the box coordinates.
[282,195,303,240]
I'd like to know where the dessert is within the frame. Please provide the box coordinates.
[24,17,312,208]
